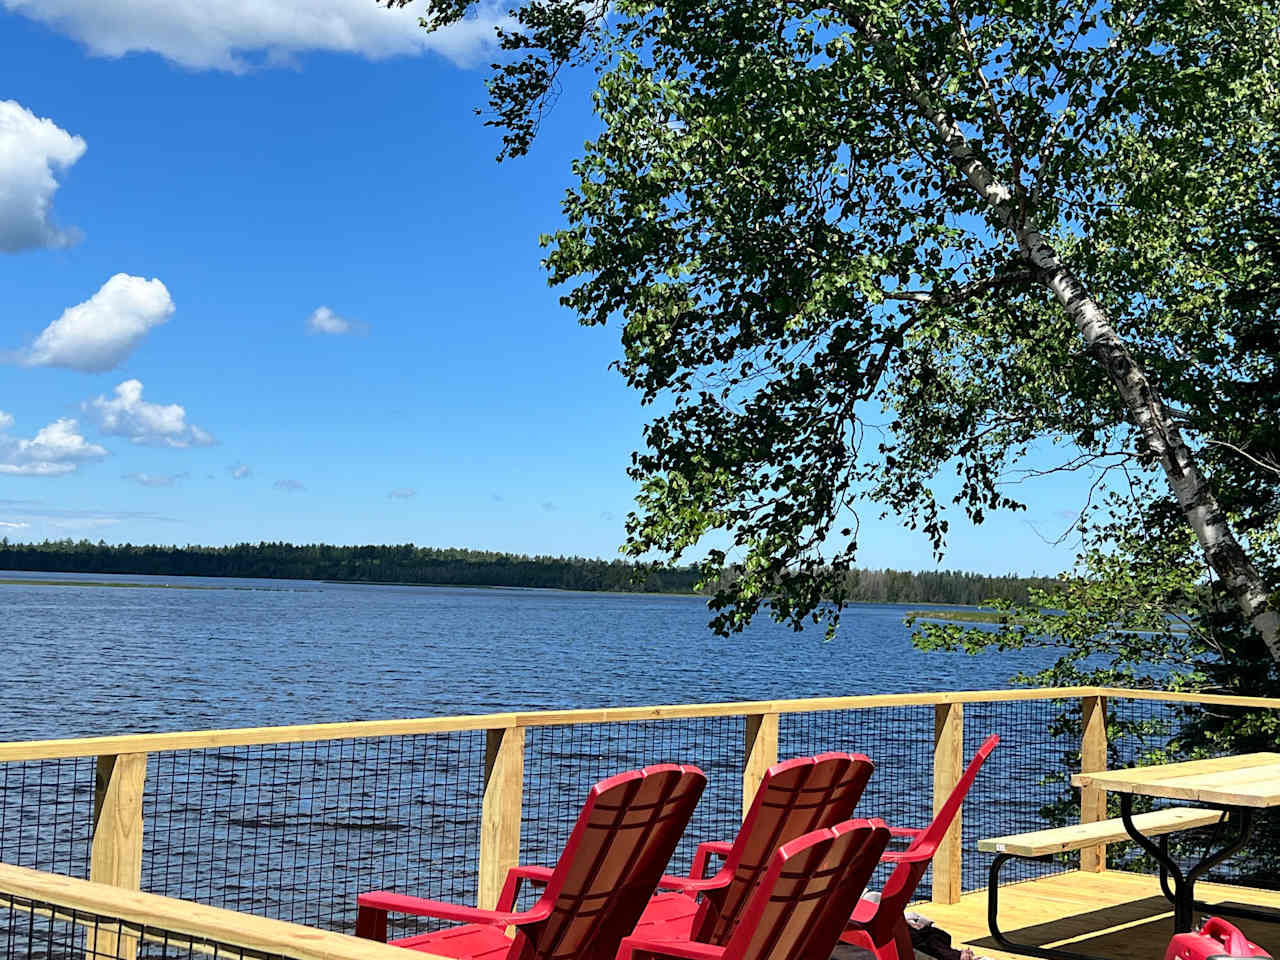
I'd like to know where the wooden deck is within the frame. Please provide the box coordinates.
[909,871,1280,960]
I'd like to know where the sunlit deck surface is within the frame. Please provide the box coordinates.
[909,871,1280,960]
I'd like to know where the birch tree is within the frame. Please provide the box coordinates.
[402,0,1280,650]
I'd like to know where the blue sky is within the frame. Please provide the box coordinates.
[0,3,1089,574]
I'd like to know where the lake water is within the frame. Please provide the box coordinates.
[1,571,1150,937]
[1,570,1046,740]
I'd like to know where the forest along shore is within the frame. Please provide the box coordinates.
[0,539,1055,604]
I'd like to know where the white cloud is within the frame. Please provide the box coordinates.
[85,379,214,447]
[123,471,187,487]
[20,274,174,372]
[0,413,108,476]
[229,462,251,479]
[388,487,416,499]
[306,305,366,336]
[274,478,304,492]
[1,0,510,72]
[0,520,30,529]
[0,100,86,253]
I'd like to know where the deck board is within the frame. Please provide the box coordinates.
[907,871,1280,960]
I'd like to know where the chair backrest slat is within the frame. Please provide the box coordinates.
[697,752,873,945]
[724,819,891,960]
[521,764,706,960]
[869,734,999,939]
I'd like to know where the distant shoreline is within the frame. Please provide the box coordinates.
[0,576,284,591]
[0,576,222,590]
[0,572,697,597]
[0,539,1058,606]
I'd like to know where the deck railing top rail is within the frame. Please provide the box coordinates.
[3,685,1277,762]
[0,862,423,960]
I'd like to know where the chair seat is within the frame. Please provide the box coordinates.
[393,922,515,958]
[635,891,700,937]
[849,897,878,926]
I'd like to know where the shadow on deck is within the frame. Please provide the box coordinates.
[910,871,1280,960]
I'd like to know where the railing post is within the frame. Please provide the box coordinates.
[743,713,779,819]
[1080,695,1108,872]
[479,726,525,910]
[88,752,148,960]
[932,703,963,905]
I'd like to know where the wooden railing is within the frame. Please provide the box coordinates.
[0,861,417,960]
[1,685,1276,934]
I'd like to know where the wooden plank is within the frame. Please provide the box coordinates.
[932,702,963,906]
[478,726,525,910]
[1073,753,1280,806]
[978,807,1225,856]
[0,713,520,762]
[1158,761,1280,793]
[1079,695,1107,872]
[743,713,779,820]
[1101,688,1280,711]
[87,753,148,960]
[1073,754,1276,789]
[5,685,1280,764]
[910,869,1280,960]
[0,689,1107,762]
[90,754,148,889]
[513,687,1101,727]
[0,862,438,960]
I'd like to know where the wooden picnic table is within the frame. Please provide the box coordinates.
[1072,753,1280,933]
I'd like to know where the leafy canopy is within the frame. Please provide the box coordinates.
[407,0,1279,638]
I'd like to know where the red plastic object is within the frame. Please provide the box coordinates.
[839,733,1000,960]
[617,819,892,960]
[1165,918,1271,960]
[355,764,706,958]
[635,752,875,944]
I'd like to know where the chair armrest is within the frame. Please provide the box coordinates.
[881,847,935,864]
[881,826,926,859]
[357,890,541,928]
[690,840,733,879]
[655,872,728,893]
[497,864,554,911]
[508,865,554,883]
[617,935,727,960]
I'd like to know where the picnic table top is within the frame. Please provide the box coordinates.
[1071,752,1280,808]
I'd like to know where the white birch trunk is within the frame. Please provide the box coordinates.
[916,94,1280,660]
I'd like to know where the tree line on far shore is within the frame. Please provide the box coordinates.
[0,538,1055,604]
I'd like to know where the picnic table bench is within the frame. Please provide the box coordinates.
[979,807,1225,960]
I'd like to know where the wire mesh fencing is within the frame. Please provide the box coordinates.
[0,891,286,960]
[780,705,936,899]
[521,715,743,891]
[141,730,486,936]
[961,697,1079,891]
[5,692,1279,943]
[0,758,96,879]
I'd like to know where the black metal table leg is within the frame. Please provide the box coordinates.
[1120,794,1196,931]
[1182,809,1277,925]
[1120,796,1263,934]
[1158,836,1177,905]
[987,853,1108,960]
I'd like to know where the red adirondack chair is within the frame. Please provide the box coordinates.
[617,819,892,960]
[634,752,874,944]
[839,734,1000,960]
[355,764,707,959]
